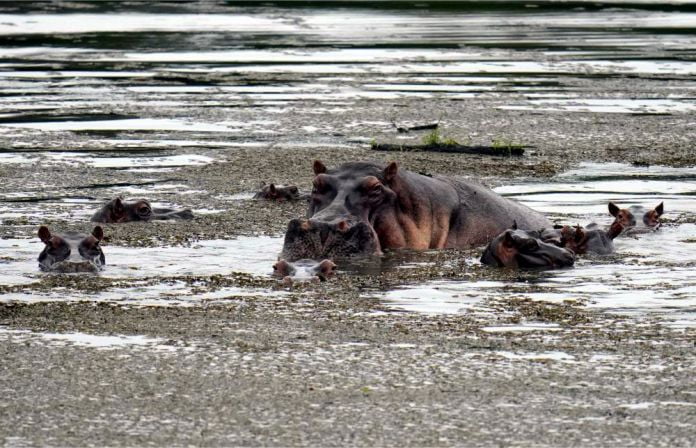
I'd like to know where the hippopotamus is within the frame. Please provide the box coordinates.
[557,220,624,255]
[254,183,304,202]
[272,259,337,285]
[609,201,664,234]
[38,225,105,273]
[280,160,550,261]
[91,197,194,223]
[480,227,575,269]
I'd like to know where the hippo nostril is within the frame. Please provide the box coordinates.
[337,220,350,232]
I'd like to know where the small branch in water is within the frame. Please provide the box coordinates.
[371,142,526,156]
[391,120,440,134]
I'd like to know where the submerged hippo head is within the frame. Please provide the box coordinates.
[254,183,302,202]
[281,217,379,261]
[641,202,664,228]
[608,202,636,229]
[609,201,664,231]
[280,160,397,261]
[38,225,105,273]
[91,197,194,223]
[272,258,337,282]
[481,227,575,269]
[559,221,623,255]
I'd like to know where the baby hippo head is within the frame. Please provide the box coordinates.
[609,202,636,228]
[609,201,664,232]
[272,258,337,282]
[642,202,664,228]
[481,228,575,269]
[38,225,105,273]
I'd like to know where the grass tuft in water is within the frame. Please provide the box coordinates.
[422,129,458,146]
[491,138,525,156]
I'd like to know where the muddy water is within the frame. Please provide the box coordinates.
[1,2,695,326]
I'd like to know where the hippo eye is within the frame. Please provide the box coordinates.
[520,238,539,251]
[138,206,151,214]
[368,184,383,198]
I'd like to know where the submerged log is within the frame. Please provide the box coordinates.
[371,142,525,156]
[392,121,440,133]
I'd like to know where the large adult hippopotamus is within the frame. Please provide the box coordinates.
[280,160,550,261]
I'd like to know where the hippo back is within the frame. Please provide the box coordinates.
[440,176,551,247]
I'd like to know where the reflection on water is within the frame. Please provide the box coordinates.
[496,162,696,218]
[0,2,694,148]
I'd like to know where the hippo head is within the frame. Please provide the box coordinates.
[93,197,154,223]
[255,183,301,202]
[481,227,575,269]
[642,202,664,228]
[559,221,622,256]
[280,160,393,261]
[38,225,105,273]
[559,225,588,255]
[91,197,194,223]
[609,202,636,228]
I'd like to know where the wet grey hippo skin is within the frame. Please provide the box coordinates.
[281,160,551,261]
[609,201,663,234]
[91,197,194,223]
[254,183,305,202]
[38,225,105,273]
[272,259,337,282]
[558,221,624,255]
[481,227,575,269]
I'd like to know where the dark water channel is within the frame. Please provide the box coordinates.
[1,1,695,326]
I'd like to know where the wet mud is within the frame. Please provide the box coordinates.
[1,1,696,446]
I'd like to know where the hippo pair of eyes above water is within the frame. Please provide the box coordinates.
[38,225,105,273]
[90,197,194,223]
[253,183,304,202]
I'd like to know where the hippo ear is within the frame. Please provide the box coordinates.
[512,220,518,230]
[114,197,124,213]
[574,226,585,242]
[608,202,620,217]
[38,226,51,244]
[92,226,104,242]
[269,183,277,194]
[503,230,515,247]
[317,259,337,279]
[383,161,398,183]
[654,202,664,216]
[313,160,327,175]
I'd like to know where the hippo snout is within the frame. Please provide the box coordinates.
[281,217,380,261]
[49,260,100,273]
